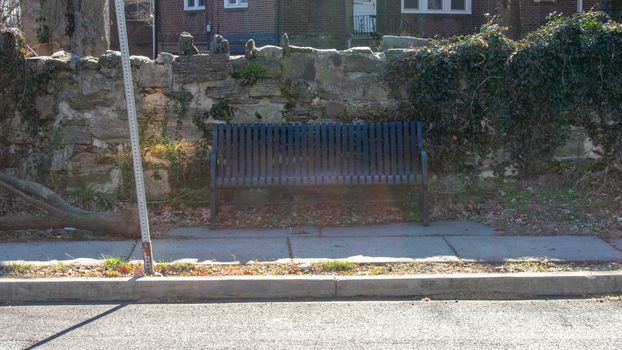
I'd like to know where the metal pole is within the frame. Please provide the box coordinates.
[113,0,155,274]
[151,0,156,59]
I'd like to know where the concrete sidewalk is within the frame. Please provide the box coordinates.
[1,221,622,265]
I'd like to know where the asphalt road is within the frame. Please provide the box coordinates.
[1,299,621,349]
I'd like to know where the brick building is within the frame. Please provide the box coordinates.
[379,0,600,39]
[206,0,354,51]
[115,0,605,56]
[111,0,210,57]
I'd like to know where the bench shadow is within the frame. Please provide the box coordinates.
[24,303,127,349]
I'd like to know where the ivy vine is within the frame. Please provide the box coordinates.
[387,12,622,177]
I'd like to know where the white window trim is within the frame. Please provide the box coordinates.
[224,0,248,9]
[401,0,471,14]
[184,0,205,11]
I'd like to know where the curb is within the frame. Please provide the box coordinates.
[1,272,621,303]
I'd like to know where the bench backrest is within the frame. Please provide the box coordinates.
[210,121,425,187]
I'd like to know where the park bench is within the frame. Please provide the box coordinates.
[209,121,429,225]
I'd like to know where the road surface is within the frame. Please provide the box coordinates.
[1,299,621,349]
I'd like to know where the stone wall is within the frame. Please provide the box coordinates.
[0,45,403,200]
[0,41,598,200]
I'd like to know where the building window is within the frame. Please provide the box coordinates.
[185,0,205,11]
[225,0,248,9]
[402,0,471,14]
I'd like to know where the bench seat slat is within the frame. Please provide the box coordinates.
[213,122,426,187]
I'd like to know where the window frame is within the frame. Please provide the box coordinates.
[401,0,471,14]
[184,0,206,11]
[224,0,248,9]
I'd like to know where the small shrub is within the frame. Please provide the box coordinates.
[233,63,268,85]
[209,99,234,122]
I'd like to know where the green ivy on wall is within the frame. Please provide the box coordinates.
[387,12,622,177]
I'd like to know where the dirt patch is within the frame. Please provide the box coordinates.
[1,167,621,242]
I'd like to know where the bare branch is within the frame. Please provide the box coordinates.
[0,171,140,237]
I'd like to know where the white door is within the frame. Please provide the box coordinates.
[353,0,376,33]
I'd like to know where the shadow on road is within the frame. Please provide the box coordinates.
[25,303,127,349]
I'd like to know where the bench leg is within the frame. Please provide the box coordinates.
[420,184,429,227]
[420,149,430,227]
[210,190,217,225]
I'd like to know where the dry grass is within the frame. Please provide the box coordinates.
[1,261,621,279]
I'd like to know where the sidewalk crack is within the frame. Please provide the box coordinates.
[286,237,293,259]
[125,240,139,261]
[603,238,622,254]
[441,236,461,260]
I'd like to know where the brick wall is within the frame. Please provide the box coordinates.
[207,0,278,52]
[111,1,209,55]
[110,20,154,57]
[598,0,622,21]
[279,0,354,49]
[159,0,209,53]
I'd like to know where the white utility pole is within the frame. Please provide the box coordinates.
[113,0,155,274]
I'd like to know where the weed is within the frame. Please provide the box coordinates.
[8,263,35,274]
[537,189,578,204]
[233,63,268,85]
[104,269,119,277]
[209,99,234,122]
[103,257,129,270]
[319,260,357,272]
[54,262,67,272]
[172,262,196,272]
[406,208,421,222]
[72,183,98,208]
[173,91,191,117]
[500,185,534,203]
[267,216,278,226]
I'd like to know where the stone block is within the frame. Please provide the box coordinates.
[34,95,56,119]
[204,78,240,99]
[248,80,282,97]
[324,102,346,118]
[384,49,411,61]
[554,126,602,160]
[232,99,285,123]
[79,56,100,70]
[79,70,110,96]
[254,59,283,79]
[88,111,129,141]
[69,152,113,176]
[144,169,170,201]
[283,53,316,81]
[99,50,121,69]
[172,54,230,83]
[139,92,170,119]
[61,126,92,145]
[130,55,152,67]
[343,53,383,73]
[255,45,283,59]
[380,35,429,51]
[344,47,374,55]
[137,62,172,88]
[155,52,176,65]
